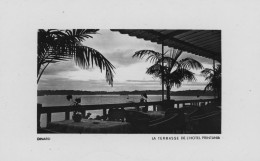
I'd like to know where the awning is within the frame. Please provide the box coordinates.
[111,29,221,62]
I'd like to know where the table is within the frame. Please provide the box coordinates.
[47,119,133,133]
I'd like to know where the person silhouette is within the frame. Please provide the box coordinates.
[140,93,147,102]
[140,93,148,112]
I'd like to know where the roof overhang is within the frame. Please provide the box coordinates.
[111,29,221,62]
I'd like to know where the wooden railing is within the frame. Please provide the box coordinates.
[37,99,216,128]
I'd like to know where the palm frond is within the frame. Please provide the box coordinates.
[204,83,213,92]
[169,49,183,62]
[215,64,221,76]
[201,64,221,98]
[131,48,204,96]
[73,46,115,86]
[167,68,196,88]
[37,29,115,86]
[175,68,196,81]
[179,57,204,70]
[132,50,161,63]
[157,56,179,71]
[201,68,213,76]
[146,63,161,77]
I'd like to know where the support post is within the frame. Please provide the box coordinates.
[213,58,216,71]
[47,112,51,125]
[161,42,164,101]
[65,111,70,120]
[81,110,86,118]
[103,108,107,116]
[153,105,156,111]
[37,104,42,128]
[213,58,216,99]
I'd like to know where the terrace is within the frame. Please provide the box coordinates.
[38,98,220,134]
[37,29,221,134]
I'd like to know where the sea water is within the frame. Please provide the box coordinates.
[38,95,213,127]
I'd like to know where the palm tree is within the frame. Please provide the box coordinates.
[201,64,221,100]
[133,49,203,100]
[37,29,115,85]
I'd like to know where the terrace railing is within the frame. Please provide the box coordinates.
[37,99,216,128]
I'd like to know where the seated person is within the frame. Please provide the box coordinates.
[140,93,148,112]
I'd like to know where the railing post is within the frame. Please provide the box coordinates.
[47,112,51,125]
[153,105,156,111]
[135,105,140,111]
[177,103,179,109]
[82,110,86,117]
[65,111,70,120]
[103,108,107,116]
[37,104,42,128]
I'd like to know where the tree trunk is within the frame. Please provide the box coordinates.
[166,85,171,101]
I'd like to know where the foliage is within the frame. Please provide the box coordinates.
[201,64,221,99]
[133,49,203,100]
[66,95,82,116]
[37,29,115,85]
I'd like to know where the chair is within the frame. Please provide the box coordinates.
[125,109,186,134]
[125,110,150,121]
[141,106,148,112]
[181,105,199,115]
[150,108,186,133]
[107,108,126,122]
[187,110,221,134]
[148,113,180,133]
[125,110,151,133]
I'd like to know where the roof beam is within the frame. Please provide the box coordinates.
[181,33,220,44]
[157,30,190,40]
[143,30,219,59]
[111,29,221,62]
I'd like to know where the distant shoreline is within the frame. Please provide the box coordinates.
[37,90,214,96]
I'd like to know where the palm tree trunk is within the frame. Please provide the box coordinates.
[166,85,171,101]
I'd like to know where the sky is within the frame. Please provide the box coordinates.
[38,29,217,92]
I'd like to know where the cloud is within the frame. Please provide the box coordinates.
[105,49,142,67]
[81,29,162,67]
[42,61,79,76]
[81,29,214,68]
[182,82,207,86]
[83,29,161,52]
[126,80,160,83]
[38,77,111,91]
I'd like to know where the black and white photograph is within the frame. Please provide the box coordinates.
[37,29,221,134]
[1,0,260,161]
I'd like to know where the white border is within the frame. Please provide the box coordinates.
[1,0,260,161]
